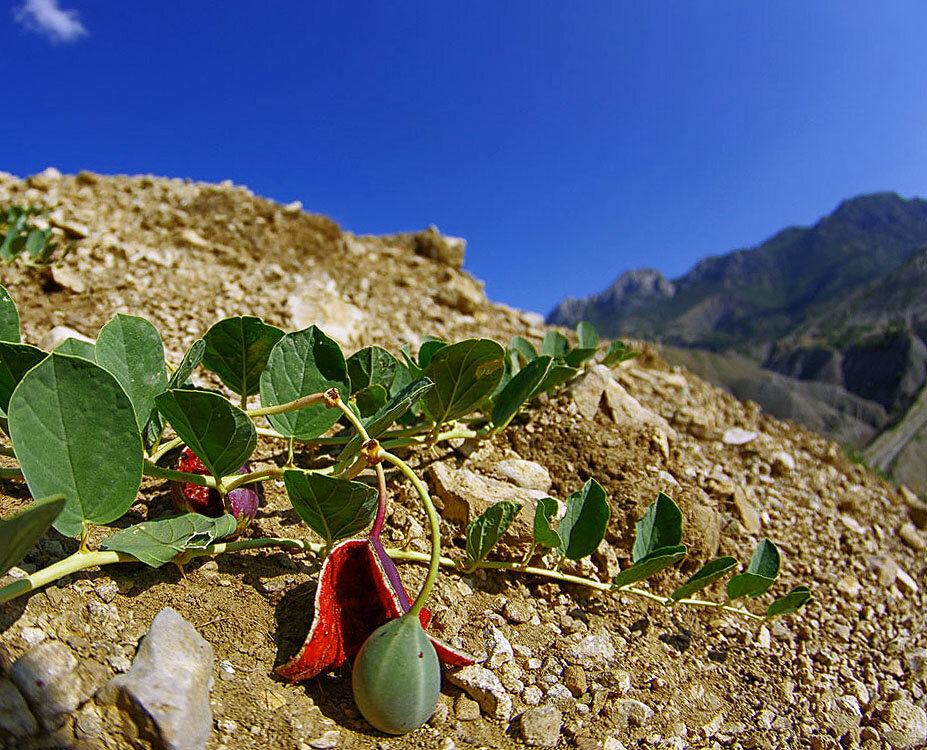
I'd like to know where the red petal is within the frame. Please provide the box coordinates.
[276,540,473,682]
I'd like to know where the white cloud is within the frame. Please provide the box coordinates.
[14,0,87,44]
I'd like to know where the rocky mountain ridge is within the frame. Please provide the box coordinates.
[0,170,925,750]
[548,192,927,492]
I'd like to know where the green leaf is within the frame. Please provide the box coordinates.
[347,346,403,396]
[283,469,378,547]
[540,331,569,358]
[632,493,683,563]
[612,545,688,589]
[259,326,350,439]
[533,497,562,548]
[202,316,284,398]
[24,228,48,259]
[144,339,207,447]
[95,314,168,432]
[508,336,537,368]
[766,585,811,618]
[565,321,599,367]
[601,341,641,367]
[418,337,447,369]
[669,556,738,601]
[0,342,46,414]
[100,513,237,568]
[465,501,521,568]
[337,378,434,464]
[8,354,144,537]
[422,339,505,423]
[0,495,66,577]
[355,384,389,418]
[533,363,580,396]
[557,479,610,560]
[155,389,256,479]
[491,355,553,430]
[726,539,781,600]
[0,284,21,343]
[53,337,95,360]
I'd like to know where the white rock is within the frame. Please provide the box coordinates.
[722,428,758,446]
[38,325,94,351]
[446,665,513,722]
[494,459,552,492]
[485,626,514,669]
[562,629,616,666]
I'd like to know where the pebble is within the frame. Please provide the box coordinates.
[494,459,552,492]
[446,665,513,722]
[562,629,616,666]
[614,699,653,728]
[308,729,341,749]
[485,625,514,669]
[722,428,757,445]
[519,705,563,747]
[898,522,926,551]
[545,683,575,711]
[504,599,535,624]
[20,627,47,648]
[523,685,544,706]
[98,607,214,750]
[827,695,861,738]
[563,664,588,697]
[0,676,38,737]
[455,695,481,721]
[880,699,927,748]
[94,580,120,603]
[905,648,927,680]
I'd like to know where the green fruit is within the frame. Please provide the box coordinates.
[352,614,440,734]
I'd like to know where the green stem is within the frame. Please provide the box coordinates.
[148,436,184,465]
[222,467,285,493]
[380,427,483,450]
[143,461,216,488]
[334,397,370,440]
[379,450,441,618]
[247,392,327,418]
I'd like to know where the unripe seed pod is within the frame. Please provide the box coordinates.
[352,614,440,734]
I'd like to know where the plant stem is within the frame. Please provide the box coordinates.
[142,461,216,488]
[379,450,441,619]
[222,467,285,492]
[246,392,327,418]
[148,436,184,465]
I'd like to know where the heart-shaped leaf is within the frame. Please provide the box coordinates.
[418,338,447,369]
[601,340,640,367]
[508,336,538,369]
[53,337,95,360]
[283,469,378,547]
[144,338,207,448]
[0,495,66,576]
[612,545,688,589]
[632,493,683,563]
[534,363,580,396]
[260,326,350,439]
[726,539,781,600]
[766,585,811,618]
[355,384,389,418]
[0,284,20,343]
[100,513,237,567]
[558,479,610,560]
[669,556,738,601]
[8,354,144,537]
[565,321,599,367]
[541,331,569,358]
[155,389,256,480]
[533,497,562,548]
[465,501,521,568]
[337,378,434,465]
[422,339,505,424]
[95,314,168,432]
[0,342,46,415]
[202,316,284,398]
[347,346,406,396]
[491,355,553,430]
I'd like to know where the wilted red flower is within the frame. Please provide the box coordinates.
[277,538,473,682]
[172,447,260,535]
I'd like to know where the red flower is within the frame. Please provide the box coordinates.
[172,448,260,535]
[277,538,473,682]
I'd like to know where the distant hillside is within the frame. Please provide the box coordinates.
[549,192,927,492]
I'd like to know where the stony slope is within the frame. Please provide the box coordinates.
[0,170,925,750]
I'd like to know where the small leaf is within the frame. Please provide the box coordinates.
[766,585,811,618]
[337,378,434,465]
[533,363,580,396]
[465,501,521,568]
[0,495,66,577]
[355,384,389,417]
[669,557,738,601]
[632,493,683,563]
[8,354,144,537]
[53,337,95,360]
[0,341,46,414]
[24,228,48,259]
[95,314,168,432]
[533,497,562,548]
[283,470,378,547]
[202,316,285,398]
[601,341,641,367]
[565,322,599,367]
[155,389,256,480]
[508,336,538,368]
[418,338,447,369]
[491,355,553,430]
[260,326,350,439]
[144,338,206,447]
[347,346,403,396]
[422,339,505,424]
[0,284,21,343]
[100,513,237,568]
[558,479,610,560]
[726,539,781,600]
[540,331,569,358]
[612,545,688,589]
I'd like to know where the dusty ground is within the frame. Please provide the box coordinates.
[0,170,925,750]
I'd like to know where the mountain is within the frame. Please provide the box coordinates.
[548,192,927,491]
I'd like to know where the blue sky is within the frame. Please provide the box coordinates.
[4,2,927,315]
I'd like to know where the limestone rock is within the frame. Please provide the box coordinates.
[446,665,513,722]
[38,325,94,353]
[286,285,367,347]
[879,699,927,748]
[494,458,552,492]
[722,427,758,445]
[0,676,38,737]
[519,705,563,746]
[733,487,762,534]
[614,698,653,727]
[50,265,87,294]
[98,607,214,750]
[562,630,616,667]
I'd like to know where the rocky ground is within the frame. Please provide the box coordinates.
[0,169,925,750]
